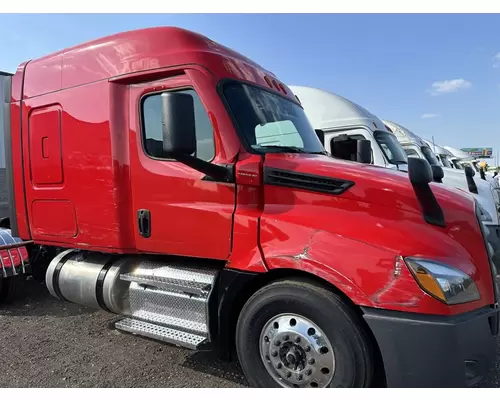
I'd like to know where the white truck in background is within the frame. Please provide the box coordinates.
[289,86,409,172]
[286,85,500,236]
[444,146,475,170]
[424,141,455,169]
[383,119,500,236]
[444,146,499,189]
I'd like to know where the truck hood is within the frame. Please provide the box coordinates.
[264,153,475,219]
[261,153,495,311]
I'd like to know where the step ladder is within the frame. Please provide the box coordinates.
[114,260,218,350]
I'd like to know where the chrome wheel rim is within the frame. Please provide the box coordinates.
[259,313,335,388]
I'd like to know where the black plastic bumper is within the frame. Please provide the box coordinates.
[363,306,499,388]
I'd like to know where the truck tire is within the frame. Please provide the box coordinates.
[235,278,374,388]
[0,275,23,304]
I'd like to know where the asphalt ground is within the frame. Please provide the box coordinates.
[0,278,499,388]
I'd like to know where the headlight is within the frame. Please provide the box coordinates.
[477,202,493,223]
[405,258,480,305]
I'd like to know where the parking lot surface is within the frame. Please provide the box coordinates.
[0,278,498,388]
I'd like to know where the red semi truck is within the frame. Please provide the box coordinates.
[1,26,500,388]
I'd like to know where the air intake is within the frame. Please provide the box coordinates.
[264,168,354,195]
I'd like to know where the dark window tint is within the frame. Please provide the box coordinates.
[222,82,325,155]
[373,131,408,165]
[142,89,215,162]
[404,148,419,157]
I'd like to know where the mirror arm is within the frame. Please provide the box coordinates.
[171,153,234,183]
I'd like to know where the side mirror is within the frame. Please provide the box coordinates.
[161,92,196,156]
[356,140,372,164]
[408,157,432,185]
[465,165,475,178]
[407,157,445,227]
[315,129,325,146]
[431,165,444,183]
[160,92,232,183]
[464,165,478,194]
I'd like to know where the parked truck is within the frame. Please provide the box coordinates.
[425,140,455,169]
[288,86,500,243]
[383,119,500,240]
[445,146,500,189]
[1,27,500,388]
[444,146,475,170]
[288,85,409,172]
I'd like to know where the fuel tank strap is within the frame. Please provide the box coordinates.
[52,250,77,302]
[95,256,118,313]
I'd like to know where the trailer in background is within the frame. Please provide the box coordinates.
[0,71,31,304]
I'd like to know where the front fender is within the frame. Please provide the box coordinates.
[259,217,478,315]
[260,218,424,310]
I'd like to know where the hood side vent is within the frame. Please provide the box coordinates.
[264,168,354,195]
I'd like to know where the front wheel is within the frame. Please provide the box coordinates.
[235,278,375,388]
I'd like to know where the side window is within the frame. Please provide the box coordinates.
[142,89,215,162]
[345,134,366,141]
[404,148,419,158]
[329,130,372,163]
[327,129,368,152]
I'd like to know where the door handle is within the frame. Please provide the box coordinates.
[42,137,49,158]
[137,209,151,238]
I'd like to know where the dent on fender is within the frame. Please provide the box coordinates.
[259,217,431,312]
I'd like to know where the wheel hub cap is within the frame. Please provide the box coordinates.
[259,314,335,388]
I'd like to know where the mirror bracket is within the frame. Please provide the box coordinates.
[170,153,234,183]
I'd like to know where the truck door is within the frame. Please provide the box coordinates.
[128,74,236,260]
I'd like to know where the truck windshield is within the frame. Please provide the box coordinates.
[373,131,407,165]
[222,82,326,154]
[421,146,440,166]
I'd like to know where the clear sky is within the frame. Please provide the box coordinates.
[1,13,499,161]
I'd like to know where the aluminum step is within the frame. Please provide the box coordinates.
[120,273,210,296]
[115,317,207,350]
[120,260,218,296]
[118,260,219,340]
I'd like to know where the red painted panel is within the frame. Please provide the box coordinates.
[128,69,235,260]
[31,200,77,237]
[259,153,494,316]
[23,55,62,99]
[10,62,28,102]
[28,105,63,186]
[20,81,135,250]
[228,153,267,272]
[14,27,295,105]
[10,101,31,239]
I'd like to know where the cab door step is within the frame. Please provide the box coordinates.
[115,317,207,350]
[113,261,219,350]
